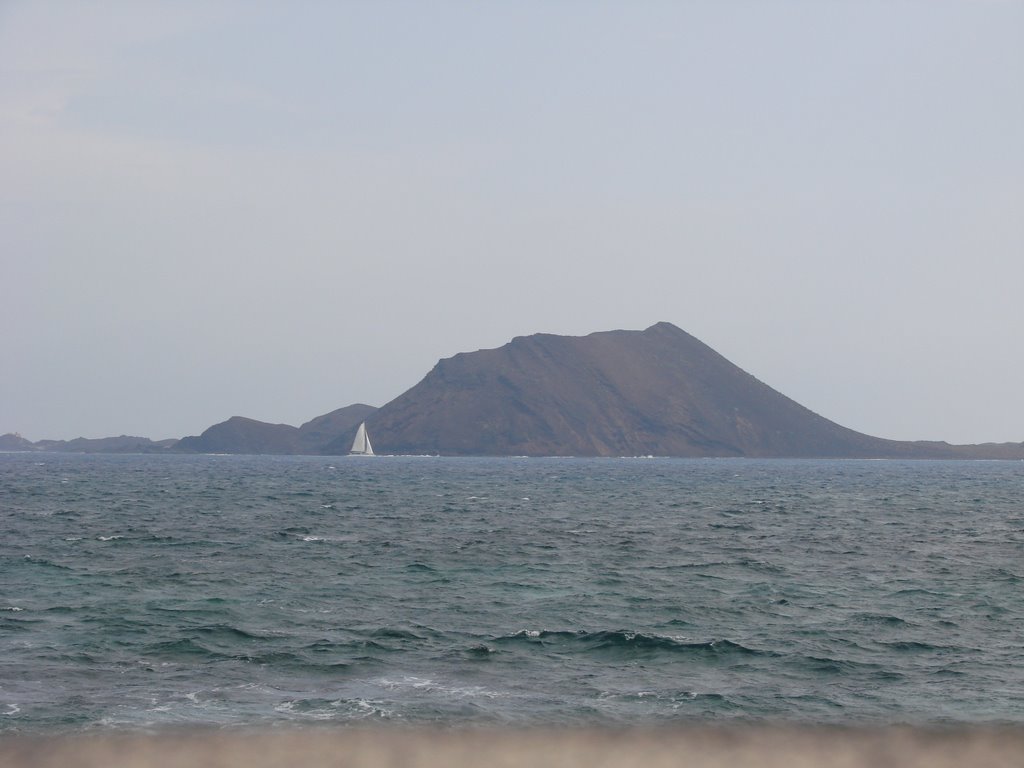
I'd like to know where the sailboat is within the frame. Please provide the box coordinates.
[349,422,374,456]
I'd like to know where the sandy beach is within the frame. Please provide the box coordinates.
[3,726,1024,768]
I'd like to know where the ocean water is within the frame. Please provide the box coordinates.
[2,453,1023,732]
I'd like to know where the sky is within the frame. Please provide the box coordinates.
[2,1,1022,445]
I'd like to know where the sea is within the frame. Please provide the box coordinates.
[2,453,1023,733]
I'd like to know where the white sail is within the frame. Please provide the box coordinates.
[350,422,374,456]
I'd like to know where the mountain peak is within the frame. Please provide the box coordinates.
[644,320,682,332]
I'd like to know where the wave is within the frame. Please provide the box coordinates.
[145,637,229,660]
[852,612,911,626]
[20,556,74,571]
[493,629,772,658]
[273,697,395,721]
[192,623,273,641]
[876,640,958,653]
[376,675,507,702]
[799,655,901,677]
[891,588,949,598]
[143,635,365,670]
[369,627,427,641]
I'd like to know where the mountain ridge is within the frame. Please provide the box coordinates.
[173,404,377,455]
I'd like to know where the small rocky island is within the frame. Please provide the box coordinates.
[5,323,1024,459]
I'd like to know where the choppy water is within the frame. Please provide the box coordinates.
[2,453,1023,732]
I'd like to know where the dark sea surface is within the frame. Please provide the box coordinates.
[2,453,1023,732]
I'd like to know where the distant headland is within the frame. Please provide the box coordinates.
[4,323,1024,459]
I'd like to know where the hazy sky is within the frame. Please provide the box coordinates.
[2,1,1022,444]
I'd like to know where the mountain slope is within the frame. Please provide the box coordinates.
[367,322,990,457]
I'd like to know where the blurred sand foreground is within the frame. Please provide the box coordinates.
[3,726,1024,768]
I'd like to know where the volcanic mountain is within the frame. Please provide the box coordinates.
[366,322,1023,458]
